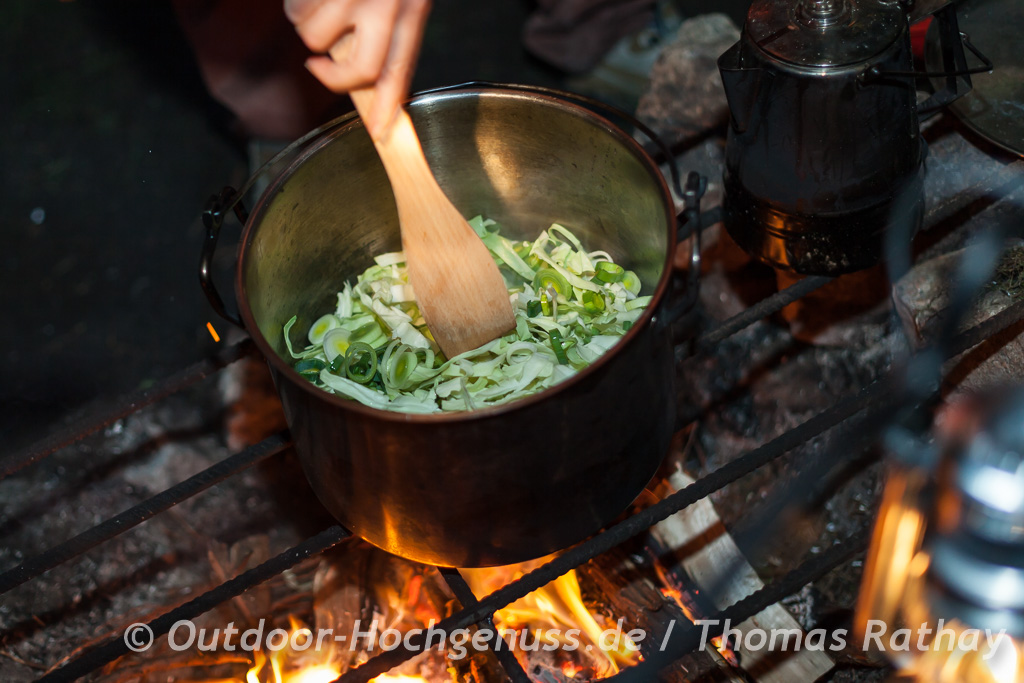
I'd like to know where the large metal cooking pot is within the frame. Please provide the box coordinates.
[200,84,699,568]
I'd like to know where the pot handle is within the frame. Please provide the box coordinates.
[663,172,706,327]
[198,112,364,330]
[199,186,248,328]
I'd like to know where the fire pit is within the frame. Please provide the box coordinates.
[2,9,1024,683]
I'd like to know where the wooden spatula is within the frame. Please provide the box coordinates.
[329,42,515,359]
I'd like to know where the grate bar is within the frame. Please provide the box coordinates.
[948,295,1024,357]
[0,432,291,595]
[337,295,1024,682]
[25,221,1024,682]
[334,378,894,683]
[694,276,833,354]
[1,340,255,481]
[917,158,1024,262]
[26,296,1022,682]
[438,567,532,683]
[35,524,351,683]
[607,530,870,683]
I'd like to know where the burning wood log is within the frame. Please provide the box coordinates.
[577,545,744,683]
[311,542,457,680]
[459,558,648,683]
[647,469,836,683]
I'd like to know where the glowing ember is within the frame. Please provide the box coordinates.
[561,661,583,679]
[655,561,738,667]
[709,636,740,668]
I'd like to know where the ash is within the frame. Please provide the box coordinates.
[0,363,335,681]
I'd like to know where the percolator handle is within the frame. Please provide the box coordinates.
[861,4,992,117]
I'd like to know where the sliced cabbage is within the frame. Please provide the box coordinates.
[285,218,649,413]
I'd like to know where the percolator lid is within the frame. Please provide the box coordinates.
[746,0,906,68]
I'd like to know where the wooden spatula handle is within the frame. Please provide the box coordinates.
[327,36,516,358]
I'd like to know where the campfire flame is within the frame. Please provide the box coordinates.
[238,557,640,683]
[234,613,431,683]
[655,563,738,666]
[461,557,641,678]
[242,639,430,683]
[187,543,647,683]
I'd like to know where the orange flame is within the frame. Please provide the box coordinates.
[237,618,431,683]
[655,561,738,666]
[461,557,640,678]
[207,550,647,683]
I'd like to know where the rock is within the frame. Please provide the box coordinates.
[636,13,739,146]
[892,243,1024,392]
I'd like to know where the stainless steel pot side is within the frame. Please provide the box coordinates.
[234,87,678,568]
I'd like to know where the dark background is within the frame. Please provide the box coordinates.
[0,0,748,454]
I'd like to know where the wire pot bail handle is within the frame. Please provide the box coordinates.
[198,106,363,331]
[199,187,246,329]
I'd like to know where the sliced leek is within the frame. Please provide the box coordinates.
[307,314,340,345]
[285,218,651,413]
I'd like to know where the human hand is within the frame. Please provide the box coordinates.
[285,0,432,139]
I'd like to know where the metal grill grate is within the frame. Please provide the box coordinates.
[7,160,1024,683]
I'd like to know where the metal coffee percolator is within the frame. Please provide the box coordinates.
[718,0,986,275]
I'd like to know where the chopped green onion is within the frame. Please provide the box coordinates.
[345,342,377,384]
[386,345,419,389]
[582,290,605,313]
[527,300,542,318]
[328,354,347,375]
[350,321,381,343]
[595,261,625,283]
[540,285,558,318]
[533,267,570,297]
[623,320,633,332]
[549,330,569,365]
[295,358,326,382]
[283,316,302,358]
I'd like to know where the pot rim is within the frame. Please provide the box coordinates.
[236,84,678,424]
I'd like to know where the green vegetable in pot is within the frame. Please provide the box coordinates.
[283,217,650,413]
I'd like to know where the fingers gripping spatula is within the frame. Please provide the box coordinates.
[329,40,516,359]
